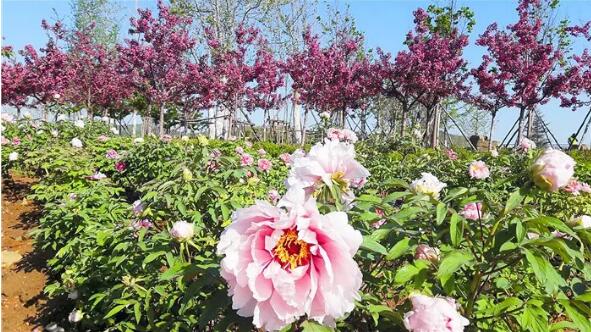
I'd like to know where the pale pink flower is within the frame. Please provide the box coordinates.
[245,141,253,148]
[258,148,267,156]
[267,189,280,204]
[217,188,363,331]
[258,158,272,172]
[286,140,369,202]
[468,160,490,180]
[132,200,144,215]
[1,113,15,123]
[97,135,109,142]
[338,129,358,144]
[414,244,440,263]
[279,153,293,166]
[410,173,447,199]
[161,134,172,143]
[403,294,469,332]
[326,128,341,141]
[292,149,305,159]
[87,171,106,180]
[1,136,8,145]
[531,149,575,192]
[460,202,484,220]
[241,153,254,166]
[518,138,536,152]
[581,182,591,193]
[105,149,120,159]
[446,148,458,160]
[11,137,20,146]
[235,146,244,155]
[131,219,153,231]
[490,149,499,158]
[372,219,386,229]
[170,220,194,241]
[564,179,583,195]
[210,149,222,159]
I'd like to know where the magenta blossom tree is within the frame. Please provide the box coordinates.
[1,59,30,115]
[286,29,380,128]
[474,0,572,145]
[118,0,196,136]
[379,8,469,145]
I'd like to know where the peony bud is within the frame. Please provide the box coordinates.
[170,220,194,241]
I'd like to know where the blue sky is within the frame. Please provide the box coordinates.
[2,0,591,143]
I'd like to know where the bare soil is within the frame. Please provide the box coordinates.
[1,175,55,331]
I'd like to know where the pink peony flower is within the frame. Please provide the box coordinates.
[12,137,20,146]
[468,160,490,180]
[207,160,220,172]
[170,220,194,241]
[217,188,363,331]
[97,135,109,142]
[531,149,575,192]
[279,153,293,166]
[338,129,358,144]
[446,149,458,160]
[241,153,254,166]
[132,200,144,215]
[326,128,341,141]
[258,158,272,172]
[161,134,172,143]
[403,294,469,332]
[131,219,153,231]
[258,148,267,156]
[87,171,107,180]
[235,146,244,155]
[414,244,440,263]
[518,138,536,152]
[460,202,484,220]
[372,219,386,229]
[564,179,583,195]
[267,189,280,204]
[210,149,222,159]
[286,140,369,203]
[115,161,126,172]
[581,182,591,193]
[245,141,253,148]
[1,136,8,145]
[105,149,120,160]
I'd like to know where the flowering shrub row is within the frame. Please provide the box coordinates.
[2,116,591,331]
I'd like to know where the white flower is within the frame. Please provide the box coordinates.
[573,215,591,229]
[133,137,144,144]
[73,120,85,128]
[53,93,61,100]
[319,111,331,120]
[170,220,194,241]
[57,114,67,121]
[50,129,59,137]
[181,135,189,141]
[68,290,79,300]
[8,152,18,161]
[410,172,447,199]
[110,127,119,135]
[71,138,83,148]
[491,149,499,157]
[68,309,84,322]
[101,116,109,122]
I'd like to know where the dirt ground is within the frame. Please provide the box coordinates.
[1,175,50,331]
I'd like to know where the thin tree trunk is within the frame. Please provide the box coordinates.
[527,108,535,138]
[400,104,408,137]
[293,92,302,144]
[430,105,440,148]
[301,109,309,146]
[132,111,137,137]
[159,104,165,136]
[262,109,268,141]
[516,107,526,146]
[488,110,497,151]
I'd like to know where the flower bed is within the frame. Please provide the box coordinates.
[2,117,591,331]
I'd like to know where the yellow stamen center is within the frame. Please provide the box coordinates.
[273,229,310,270]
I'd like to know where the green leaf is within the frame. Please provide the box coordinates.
[437,251,473,285]
[523,248,566,293]
[142,252,164,266]
[301,320,333,332]
[519,304,548,332]
[443,187,467,203]
[134,302,141,323]
[493,297,523,316]
[394,264,420,284]
[449,213,464,247]
[436,202,447,225]
[504,189,524,214]
[386,238,411,261]
[559,300,591,331]
[361,236,388,255]
[104,304,127,319]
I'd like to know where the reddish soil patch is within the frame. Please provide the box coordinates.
[1,175,49,331]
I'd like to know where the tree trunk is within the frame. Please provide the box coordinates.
[488,110,497,151]
[262,109,268,141]
[400,104,408,137]
[132,111,137,137]
[430,105,440,148]
[527,108,535,138]
[516,107,526,146]
[360,109,367,139]
[301,109,309,146]
[293,92,302,144]
[159,104,165,137]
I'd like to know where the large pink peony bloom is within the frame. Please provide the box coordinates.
[217,188,363,331]
[518,138,536,152]
[403,294,469,332]
[531,149,575,192]
[241,153,254,166]
[468,160,490,180]
[258,158,272,172]
[286,139,369,202]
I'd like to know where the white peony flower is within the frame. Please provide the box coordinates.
[73,120,85,128]
[68,309,84,322]
[71,138,83,148]
[170,220,194,241]
[8,152,18,161]
[57,114,67,121]
[410,172,447,199]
